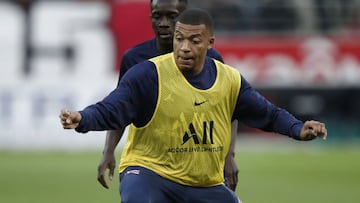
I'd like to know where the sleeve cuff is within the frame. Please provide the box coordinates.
[75,111,88,133]
[291,122,304,140]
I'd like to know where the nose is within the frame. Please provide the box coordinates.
[159,16,170,27]
[180,40,190,52]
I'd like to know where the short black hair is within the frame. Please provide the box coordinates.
[150,0,188,12]
[150,0,188,6]
[176,8,214,35]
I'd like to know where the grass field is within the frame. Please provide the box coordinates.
[1,138,359,203]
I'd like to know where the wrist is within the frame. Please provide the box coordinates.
[103,148,115,155]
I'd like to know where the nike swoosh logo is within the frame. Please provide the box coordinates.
[194,100,207,106]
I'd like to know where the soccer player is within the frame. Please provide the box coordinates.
[60,8,327,203]
[98,0,239,192]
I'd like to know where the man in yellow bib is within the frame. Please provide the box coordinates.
[97,0,239,193]
[60,8,327,203]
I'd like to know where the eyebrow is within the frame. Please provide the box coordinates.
[175,30,202,38]
[152,10,179,15]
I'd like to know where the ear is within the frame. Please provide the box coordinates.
[208,36,215,49]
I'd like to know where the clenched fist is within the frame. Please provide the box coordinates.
[59,109,82,129]
[299,120,327,140]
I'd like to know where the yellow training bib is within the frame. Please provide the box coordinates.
[119,53,241,186]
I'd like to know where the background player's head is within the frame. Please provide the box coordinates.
[173,8,215,75]
[150,0,188,52]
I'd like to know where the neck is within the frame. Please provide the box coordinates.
[181,60,205,76]
[156,40,173,54]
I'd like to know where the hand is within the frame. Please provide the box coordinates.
[300,120,327,140]
[224,153,239,191]
[97,152,116,189]
[59,109,81,129]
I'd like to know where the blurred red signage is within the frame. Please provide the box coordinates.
[215,36,360,87]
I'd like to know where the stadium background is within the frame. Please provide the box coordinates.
[0,0,359,202]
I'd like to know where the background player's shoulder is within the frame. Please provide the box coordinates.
[206,48,224,63]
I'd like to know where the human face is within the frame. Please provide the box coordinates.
[151,0,184,51]
[173,22,214,75]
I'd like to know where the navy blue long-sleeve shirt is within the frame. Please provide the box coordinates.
[77,56,303,140]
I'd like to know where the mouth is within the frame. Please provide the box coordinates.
[178,56,194,64]
[158,32,172,39]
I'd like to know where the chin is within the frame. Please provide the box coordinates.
[158,37,172,44]
[178,65,194,74]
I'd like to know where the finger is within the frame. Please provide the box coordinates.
[231,176,238,191]
[65,111,73,124]
[308,121,327,140]
[97,174,109,189]
[109,166,115,180]
[97,165,109,189]
[230,184,236,191]
[231,183,237,191]
[302,129,316,140]
[66,117,72,124]
[226,178,236,191]
[225,175,236,191]
[60,109,70,118]
[60,109,71,124]
[62,108,70,114]
[314,123,322,133]
[319,125,327,140]
[310,122,326,136]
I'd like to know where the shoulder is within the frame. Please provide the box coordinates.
[123,39,156,59]
[120,39,158,77]
[212,58,241,83]
[122,60,157,81]
[206,48,224,63]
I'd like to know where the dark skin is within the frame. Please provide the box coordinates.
[96,0,239,191]
[150,0,186,53]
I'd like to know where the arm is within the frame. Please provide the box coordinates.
[98,50,133,188]
[65,61,158,133]
[224,120,239,191]
[233,76,327,140]
[97,129,124,189]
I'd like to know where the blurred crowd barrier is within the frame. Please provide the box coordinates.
[0,0,359,150]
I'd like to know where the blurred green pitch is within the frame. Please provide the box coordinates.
[0,140,359,203]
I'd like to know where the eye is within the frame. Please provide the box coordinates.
[175,36,183,42]
[151,13,160,20]
[192,39,201,44]
[168,14,178,20]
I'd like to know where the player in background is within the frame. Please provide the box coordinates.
[97,0,239,192]
[60,8,327,203]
